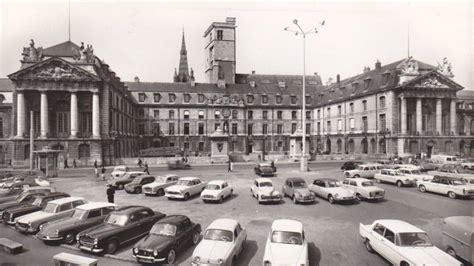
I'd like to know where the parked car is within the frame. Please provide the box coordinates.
[165,177,207,200]
[374,169,417,187]
[309,178,356,204]
[412,159,438,172]
[142,174,179,196]
[417,175,474,199]
[167,160,191,170]
[0,188,52,215]
[263,219,308,266]
[15,196,87,234]
[341,161,363,171]
[107,171,144,190]
[192,218,247,266]
[132,215,201,264]
[1,192,70,225]
[254,163,276,177]
[77,206,166,254]
[282,177,315,204]
[442,216,473,263]
[460,159,474,170]
[250,178,282,204]
[341,178,385,201]
[124,175,156,194]
[0,170,45,189]
[36,202,117,244]
[201,180,233,203]
[398,168,434,182]
[393,164,421,170]
[0,184,54,204]
[360,219,462,266]
[0,181,40,200]
[428,164,474,180]
[344,164,381,179]
[110,165,130,179]
[431,154,458,166]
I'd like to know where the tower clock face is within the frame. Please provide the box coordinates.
[222,109,231,118]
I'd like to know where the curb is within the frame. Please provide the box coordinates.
[104,253,137,263]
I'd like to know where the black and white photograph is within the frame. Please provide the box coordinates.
[0,0,473,265]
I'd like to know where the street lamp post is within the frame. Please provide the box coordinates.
[285,19,325,172]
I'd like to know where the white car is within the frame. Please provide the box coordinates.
[394,164,421,170]
[142,174,179,196]
[250,178,282,204]
[417,175,474,199]
[344,164,381,179]
[263,219,308,266]
[374,169,417,187]
[309,178,356,204]
[341,178,385,201]
[165,177,207,200]
[192,218,246,266]
[460,159,474,170]
[200,180,233,203]
[110,165,130,179]
[360,219,462,266]
[398,168,433,182]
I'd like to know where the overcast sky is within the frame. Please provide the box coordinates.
[1,0,472,89]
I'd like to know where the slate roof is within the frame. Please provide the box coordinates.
[235,73,323,86]
[42,41,81,57]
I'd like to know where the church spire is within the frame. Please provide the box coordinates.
[174,30,190,83]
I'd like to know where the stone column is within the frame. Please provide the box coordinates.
[450,100,456,135]
[465,116,471,136]
[16,92,26,138]
[416,98,422,134]
[436,98,442,134]
[400,97,407,134]
[92,91,100,138]
[40,91,49,138]
[70,92,78,138]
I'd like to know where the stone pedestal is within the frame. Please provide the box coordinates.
[289,128,309,160]
[209,126,229,163]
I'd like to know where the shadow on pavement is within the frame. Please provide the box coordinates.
[308,242,321,266]
[238,239,258,265]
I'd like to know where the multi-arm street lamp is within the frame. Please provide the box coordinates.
[284,19,325,172]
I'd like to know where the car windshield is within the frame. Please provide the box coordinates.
[72,208,88,220]
[398,232,432,247]
[154,176,166,183]
[261,166,273,170]
[105,214,128,226]
[361,181,375,187]
[206,184,221,190]
[410,170,422,175]
[327,181,339,188]
[150,223,177,236]
[32,197,43,207]
[259,182,273,187]
[271,231,303,245]
[114,167,126,172]
[392,171,403,176]
[204,229,233,242]
[293,181,307,188]
[43,203,59,213]
[129,177,143,184]
[176,180,192,186]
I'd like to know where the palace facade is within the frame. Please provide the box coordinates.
[0,17,473,167]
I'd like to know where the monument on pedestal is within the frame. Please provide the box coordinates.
[209,126,229,163]
[289,127,309,161]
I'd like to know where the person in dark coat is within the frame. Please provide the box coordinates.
[72,159,77,168]
[144,162,150,175]
[64,159,69,169]
[101,166,106,181]
[137,158,143,168]
[106,184,115,203]
[94,160,98,168]
[228,159,232,172]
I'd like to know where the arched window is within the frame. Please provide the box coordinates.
[445,141,454,154]
[361,139,368,154]
[24,144,37,160]
[370,139,376,154]
[348,139,355,154]
[78,144,90,159]
[214,110,221,119]
[379,139,386,154]
[336,139,342,153]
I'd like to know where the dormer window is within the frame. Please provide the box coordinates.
[247,95,254,104]
[352,83,359,94]
[198,94,205,103]
[184,93,191,103]
[153,93,161,103]
[340,87,345,97]
[138,93,146,102]
[261,95,268,104]
[261,79,271,84]
[249,81,256,88]
[382,72,390,85]
[291,96,297,104]
[364,78,371,90]
[276,95,282,104]
[168,93,176,103]
[305,95,311,104]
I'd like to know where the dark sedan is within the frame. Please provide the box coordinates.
[124,175,156,194]
[77,206,166,254]
[0,190,51,215]
[167,160,191,170]
[132,215,201,264]
[341,161,363,171]
[1,192,70,225]
[36,202,116,244]
[0,181,39,202]
[254,163,275,177]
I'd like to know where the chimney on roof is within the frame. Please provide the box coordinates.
[314,72,318,76]
[217,79,226,89]
[336,74,340,83]
[134,76,140,83]
[375,60,382,70]
[226,17,236,25]
[363,66,371,73]
[251,70,256,75]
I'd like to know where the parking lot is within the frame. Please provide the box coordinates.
[1,161,472,265]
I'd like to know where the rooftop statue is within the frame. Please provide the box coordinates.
[437,57,453,76]
[400,56,419,75]
[22,39,43,61]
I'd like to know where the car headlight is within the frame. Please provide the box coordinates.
[133,248,138,254]
[264,261,272,266]
[76,234,81,241]
[93,238,98,245]
[369,192,374,197]
[193,256,201,262]
[217,259,224,264]
[52,229,59,237]
[38,223,44,230]
[153,250,158,256]
[405,179,410,182]
[334,193,339,198]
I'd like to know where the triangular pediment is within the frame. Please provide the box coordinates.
[8,57,100,82]
[400,71,463,91]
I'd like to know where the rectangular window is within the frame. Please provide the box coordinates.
[327,121,331,132]
[153,123,160,136]
[338,105,342,116]
[327,108,331,117]
[276,95,282,104]
[379,114,386,132]
[350,118,355,130]
[277,124,283,134]
[217,30,223,40]
[168,93,176,103]
[232,123,238,135]
[262,95,268,104]
[362,100,367,111]
[184,142,190,150]
[198,142,204,151]
[198,110,204,120]
[262,124,268,135]
[169,110,175,119]
[184,94,191,103]
[306,123,311,134]
[349,103,354,113]
[168,123,175,135]
[138,93,146,102]
[305,95,311,104]
[214,110,220,120]
[154,110,159,119]
[317,122,321,134]
[184,123,189,135]
[198,94,205,103]
[263,110,268,120]
[306,111,311,119]
[57,112,70,134]
[138,109,144,117]
[183,110,190,120]
[292,111,297,120]
[138,124,145,135]
[0,117,3,137]
[291,96,297,104]
[169,142,175,147]
[317,109,321,119]
[247,124,253,135]
[362,116,368,132]
[422,114,428,131]
[198,123,204,135]
[277,111,283,120]
[337,119,342,131]
[81,112,92,133]
[153,93,161,102]
[379,96,386,108]
[291,123,297,134]
[248,110,253,119]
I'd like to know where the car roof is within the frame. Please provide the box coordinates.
[444,216,474,234]
[286,177,305,182]
[255,178,272,183]
[349,178,372,183]
[207,180,226,185]
[22,186,53,191]
[207,218,239,231]
[114,165,128,169]
[374,220,425,233]
[259,163,271,167]
[37,192,69,199]
[76,202,116,210]
[315,178,337,182]
[179,177,199,181]
[127,171,145,175]
[113,205,151,215]
[164,174,178,178]
[272,219,303,233]
[49,196,85,204]
[157,215,189,225]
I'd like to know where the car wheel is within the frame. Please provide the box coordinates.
[418,185,426,193]
[355,193,362,201]
[167,249,176,264]
[64,232,76,245]
[219,196,224,203]
[448,191,457,199]
[354,174,360,178]
[106,239,119,254]
[157,189,165,196]
[184,193,190,201]
[364,238,374,253]
[446,246,456,257]
[135,187,141,193]
[184,165,191,169]
[192,231,200,245]
[117,184,124,190]
[292,195,298,204]
[258,195,262,204]
[396,180,403,187]
[400,261,409,266]
[232,255,237,266]
[328,195,335,204]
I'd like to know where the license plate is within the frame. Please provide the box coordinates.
[138,258,153,263]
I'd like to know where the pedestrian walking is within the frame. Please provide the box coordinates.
[64,159,69,169]
[106,184,115,203]
[94,166,99,178]
[227,159,232,172]
[101,166,106,181]
[144,161,150,175]
[137,158,143,168]
[73,159,77,168]
[94,160,98,168]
